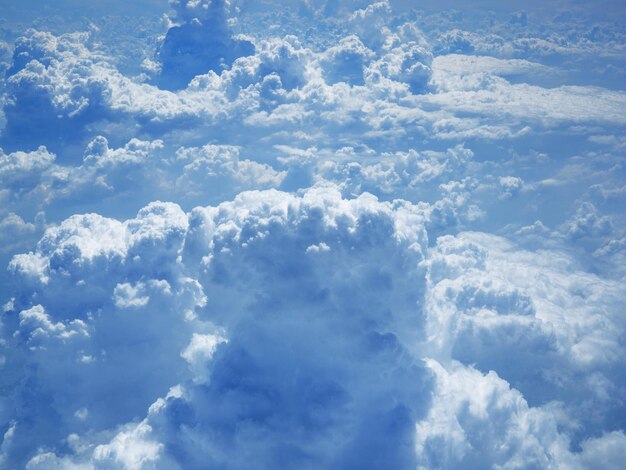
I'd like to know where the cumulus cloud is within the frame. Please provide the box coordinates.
[349,1,392,51]
[561,202,613,240]
[425,54,626,135]
[423,232,626,442]
[175,144,286,199]
[320,35,375,86]
[0,145,56,198]
[2,186,436,468]
[0,136,286,237]
[309,145,474,209]
[1,29,247,148]
[156,0,255,90]
[498,175,524,199]
[416,359,626,470]
[4,20,626,158]
[3,201,202,467]
[4,186,626,468]
[0,212,42,255]
[2,1,626,468]
[366,41,433,94]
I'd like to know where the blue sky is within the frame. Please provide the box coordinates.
[1,0,626,468]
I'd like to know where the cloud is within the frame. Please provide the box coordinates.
[320,35,375,86]
[0,136,286,237]
[0,213,43,256]
[2,30,121,150]
[416,359,568,469]
[1,29,234,149]
[2,186,435,467]
[561,202,613,240]
[2,1,626,468]
[2,201,203,467]
[175,144,286,199]
[416,359,626,469]
[5,186,626,468]
[349,1,393,50]
[156,0,255,90]
[366,41,433,94]
[423,232,626,444]
[425,54,626,133]
[5,21,625,159]
[430,54,553,92]
[314,145,473,196]
[0,145,56,197]
[498,175,524,199]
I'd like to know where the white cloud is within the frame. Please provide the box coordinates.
[349,1,392,50]
[561,202,613,240]
[0,136,287,248]
[2,2,626,468]
[425,54,626,131]
[498,175,524,199]
[415,359,572,469]
[3,186,432,467]
[6,182,625,467]
[181,332,227,383]
[175,144,285,198]
[423,232,626,444]
[320,35,375,86]
[92,421,163,470]
[17,304,89,344]
[157,0,255,89]
[0,212,41,254]
[431,54,553,92]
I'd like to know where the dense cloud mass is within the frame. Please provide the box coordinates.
[157,0,255,90]
[1,0,626,468]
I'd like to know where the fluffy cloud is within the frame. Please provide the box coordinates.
[1,29,246,148]
[175,144,285,199]
[424,54,626,135]
[2,200,202,467]
[4,18,626,158]
[157,0,255,90]
[0,146,56,204]
[2,186,434,467]
[424,232,626,441]
[314,145,473,196]
[320,35,375,86]
[366,41,433,94]
[498,175,524,199]
[0,212,42,255]
[349,1,393,50]
[4,187,626,468]
[3,1,626,468]
[0,136,286,237]
[416,359,626,469]
[561,202,613,240]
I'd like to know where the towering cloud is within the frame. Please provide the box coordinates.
[157,0,255,90]
[2,0,626,468]
[3,187,434,467]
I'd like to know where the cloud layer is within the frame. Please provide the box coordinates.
[1,0,626,468]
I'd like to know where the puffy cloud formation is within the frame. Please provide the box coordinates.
[0,137,285,226]
[3,200,202,467]
[3,187,434,467]
[423,232,626,457]
[416,360,626,470]
[349,1,393,51]
[4,11,626,158]
[2,0,626,468]
[174,144,286,198]
[320,36,375,86]
[157,0,255,90]
[4,191,626,468]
